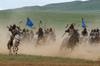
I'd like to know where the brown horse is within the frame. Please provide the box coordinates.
[89,37,100,45]
[60,35,78,53]
[36,36,48,46]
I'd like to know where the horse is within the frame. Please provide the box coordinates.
[60,34,79,53]
[20,31,30,42]
[79,35,89,46]
[47,31,56,43]
[35,35,48,46]
[7,34,21,55]
[89,32,100,45]
[89,36,100,45]
[28,31,37,43]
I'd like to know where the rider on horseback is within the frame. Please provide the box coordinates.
[65,24,80,43]
[22,28,26,34]
[90,29,94,39]
[17,27,22,35]
[36,28,44,44]
[48,28,56,42]
[30,30,34,36]
[26,29,30,35]
[49,28,55,35]
[44,28,49,36]
[94,29,99,38]
[8,24,19,46]
[30,30,35,39]
[96,28,99,36]
[90,29,94,36]
[81,28,88,36]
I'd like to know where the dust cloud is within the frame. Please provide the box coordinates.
[0,25,100,61]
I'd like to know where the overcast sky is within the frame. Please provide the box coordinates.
[0,0,88,10]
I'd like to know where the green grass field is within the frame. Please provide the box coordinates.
[0,54,99,66]
[1,11,100,32]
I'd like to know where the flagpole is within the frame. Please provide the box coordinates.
[25,24,27,29]
[39,20,42,29]
[25,20,27,30]
[25,16,29,29]
[25,17,29,29]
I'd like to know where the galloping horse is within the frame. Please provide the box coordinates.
[36,35,48,46]
[7,34,21,55]
[60,34,79,53]
[48,31,56,43]
[89,32,100,45]
[79,36,88,45]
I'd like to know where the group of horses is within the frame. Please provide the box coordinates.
[7,28,56,55]
[6,24,100,55]
[60,29,100,53]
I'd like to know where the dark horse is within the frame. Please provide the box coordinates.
[60,34,79,53]
[89,36,100,45]
[35,35,48,46]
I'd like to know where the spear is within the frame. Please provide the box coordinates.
[39,20,42,28]
[62,32,66,37]
[19,21,23,27]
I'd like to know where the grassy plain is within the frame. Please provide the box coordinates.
[0,11,100,31]
[0,54,100,66]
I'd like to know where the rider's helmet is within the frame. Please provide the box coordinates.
[94,29,96,32]
[91,29,93,32]
[49,28,52,32]
[97,28,99,32]
[12,24,16,29]
[47,28,49,31]
[10,25,12,27]
[26,29,28,32]
[39,28,43,31]
[65,24,68,28]
[70,24,74,29]
[84,28,86,31]
[23,28,25,32]
[31,30,33,33]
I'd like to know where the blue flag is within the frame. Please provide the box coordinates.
[26,18,35,29]
[82,19,86,28]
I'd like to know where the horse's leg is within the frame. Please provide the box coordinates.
[9,48,11,55]
[7,43,11,55]
[13,47,15,53]
[15,47,18,54]
[9,46,13,55]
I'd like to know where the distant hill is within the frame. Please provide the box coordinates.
[7,0,100,14]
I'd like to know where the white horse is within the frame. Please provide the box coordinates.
[7,34,21,55]
[79,35,89,46]
[21,31,31,41]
